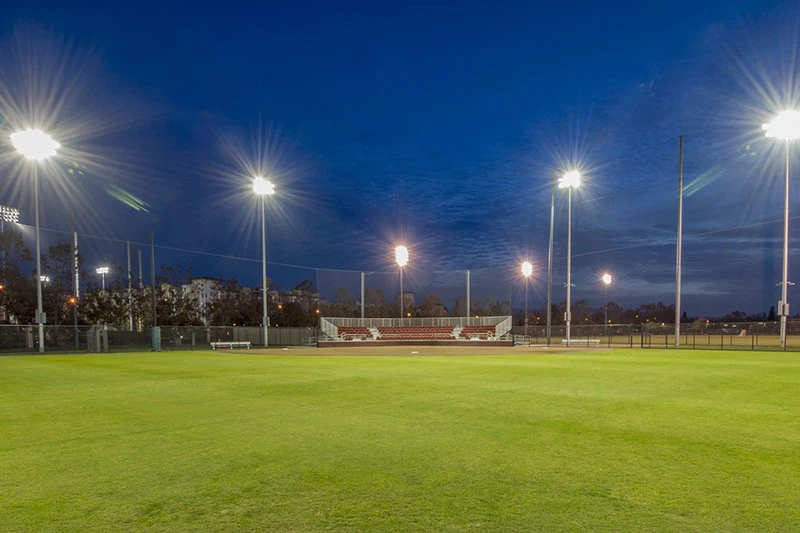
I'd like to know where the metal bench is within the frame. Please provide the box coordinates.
[561,339,600,346]
[210,341,252,350]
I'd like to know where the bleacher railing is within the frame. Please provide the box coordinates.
[319,317,338,339]
[324,316,509,328]
[495,316,512,338]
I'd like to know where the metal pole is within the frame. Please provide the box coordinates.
[127,241,133,331]
[525,279,528,341]
[566,187,572,344]
[71,212,79,349]
[466,270,470,320]
[604,284,608,331]
[261,195,268,347]
[781,139,790,350]
[360,271,365,320]
[150,229,156,327]
[34,169,45,353]
[399,266,404,325]
[676,135,684,346]
[546,174,555,346]
[101,272,105,291]
[138,249,143,289]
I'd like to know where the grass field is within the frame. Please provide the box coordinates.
[2,348,799,531]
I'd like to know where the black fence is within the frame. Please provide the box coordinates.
[512,321,800,351]
[0,325,320,354]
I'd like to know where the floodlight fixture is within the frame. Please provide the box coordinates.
[602,273,612,285]
[0,206,20,224]
[10,129,60,161]
[252,176,275,195]
[521,261,533,277]
[558,170,581,189]
[763,110,800,140]
[395,245,409,267]
[96,266,110,290]
[40,276,50,283]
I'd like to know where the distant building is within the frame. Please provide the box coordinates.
[399,291,415,309]
[181,277,222,326]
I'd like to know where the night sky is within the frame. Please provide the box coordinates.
[1,0,799,316]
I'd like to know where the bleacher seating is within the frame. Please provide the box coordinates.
[333,325,501,341]
[338,326,372,340]
[377,326,456,340]
[460,325,496,339]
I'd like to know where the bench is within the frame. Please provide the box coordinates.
[210,341,251,350]
[561,339,600,346]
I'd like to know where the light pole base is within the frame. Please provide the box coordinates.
[151,327,161,352]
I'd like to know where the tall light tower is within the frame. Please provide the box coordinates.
[522,261,533,341]
[558,170,581,345]
[546,173,556,347]
[763,110,800,350]
[253,176,275,347]
[395,245,409,324]
[602,273,612,330]
[11,128,60,353]
[96,266,110,291]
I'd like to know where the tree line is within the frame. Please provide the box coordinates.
[0,229,784,328]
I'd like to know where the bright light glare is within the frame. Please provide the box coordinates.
[96,267,110,275]
[40,276,50,283]
[762,110,800,140]
[521,261,533,277]
[558,170,582,189]
[252,176,275,195]
[395,245,409,267]
[10,129,60,161]
[602,273,612,285]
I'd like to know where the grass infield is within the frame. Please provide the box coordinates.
[1,348,799,530]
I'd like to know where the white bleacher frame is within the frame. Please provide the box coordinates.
[320,316,513,341]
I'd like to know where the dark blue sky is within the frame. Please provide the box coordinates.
[1,0,799,316]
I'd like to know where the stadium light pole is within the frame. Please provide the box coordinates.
[602,273,612,331]
[395,245,409,325]
[546,173,556,347]
[11,128,60,353]
[763,110,800,350]
[96,266,110,291]
[558,170,581,345]
[253,176,275,348]
[522,261,533,341]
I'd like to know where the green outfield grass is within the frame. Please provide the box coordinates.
[1,349,799,531]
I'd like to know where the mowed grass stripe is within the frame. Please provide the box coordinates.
[0,350,798,531]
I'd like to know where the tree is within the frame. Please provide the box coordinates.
[334,287,357,317]
[41,243,80,326]
[209,279,259,326]
[419,294,448,317]
[451,297,466,318]
[723,310,747,322]
[0,229,35,324]
[365,289,387,318]
[681,310,688,323]
[768,306,776,321]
